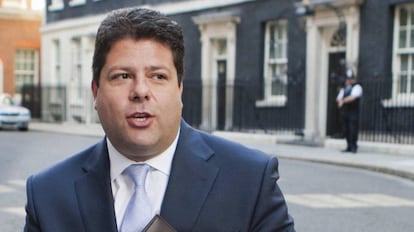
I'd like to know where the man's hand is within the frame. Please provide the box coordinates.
[337,99,344,108]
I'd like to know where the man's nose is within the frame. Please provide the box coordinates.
[129,77,150,101]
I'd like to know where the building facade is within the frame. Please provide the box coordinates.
[0,0,42,117]
[41,0,414,145]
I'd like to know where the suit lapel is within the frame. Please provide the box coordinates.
[75,139,118,232]
[72,123,218,231]
[161,121,219,230]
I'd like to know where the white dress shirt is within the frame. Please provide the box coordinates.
[107,131,179,230]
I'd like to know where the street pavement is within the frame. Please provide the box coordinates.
[30,121,414,181]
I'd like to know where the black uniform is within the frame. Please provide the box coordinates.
[340,83,361,153]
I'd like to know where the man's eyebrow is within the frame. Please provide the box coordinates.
[146,65,171,70]
[106,65,133,72]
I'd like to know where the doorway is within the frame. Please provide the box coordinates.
[193,14,238,131]
[216,60,227,130]
[326,52,346,138]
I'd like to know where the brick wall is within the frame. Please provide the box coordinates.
[0,12,41,95]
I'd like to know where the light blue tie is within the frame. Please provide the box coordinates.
[120,164,152,232]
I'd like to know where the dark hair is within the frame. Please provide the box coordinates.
[92,7,184,86]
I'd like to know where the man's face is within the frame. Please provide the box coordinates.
[346,78,355,85]
[92,38,183,161]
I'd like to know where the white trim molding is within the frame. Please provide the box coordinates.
[303,0,361,143]
[193,12,240,131]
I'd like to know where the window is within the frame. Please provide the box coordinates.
[14,49,37,95]
[48,0,64,11]
[71,38,83,100]
[257,20,288,107]
[2,0,27,9]
[386,4,414,107]
[398,54,414,94]
[69,0,86,7]
[49,40,64,104]
[53,40,61,86]
[266,21,288,98]
[396,5,414,95]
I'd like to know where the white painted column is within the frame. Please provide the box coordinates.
[225,22,236,130]
[82,35,95,124]
[194,15,239,131]
[345,6,360,69]
[199,30,214,131]
[304,19,324,145]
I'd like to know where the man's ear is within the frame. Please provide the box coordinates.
[91,80,98,109]
[179,82,183,108]
[91,80,98,98]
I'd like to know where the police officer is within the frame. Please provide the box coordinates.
[336,69,363,153]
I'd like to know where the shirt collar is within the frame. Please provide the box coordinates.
[108,129,180,183]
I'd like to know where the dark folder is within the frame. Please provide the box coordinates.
[143,215,176,232]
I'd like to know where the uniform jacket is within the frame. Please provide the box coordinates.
[25,120,294,232]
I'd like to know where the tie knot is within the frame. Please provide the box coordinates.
[124,163,150,187]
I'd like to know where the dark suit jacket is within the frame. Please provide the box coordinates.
[25,120,294,232]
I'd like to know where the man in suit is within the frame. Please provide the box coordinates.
[25,7,294,232]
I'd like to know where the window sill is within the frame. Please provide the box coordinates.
[48,3,64,11]
[382,97,414,108]
[256,97,287,108]
[69,102,85,107]
[48,100,63,105]
[69,0,86,7]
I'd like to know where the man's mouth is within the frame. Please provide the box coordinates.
[129,112,152,121]
[126,112,154,128]
[135,114,147,120]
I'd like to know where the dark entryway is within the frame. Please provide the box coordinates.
[21,85,41,119]
[326,52,346,138]
[216,60,226,130]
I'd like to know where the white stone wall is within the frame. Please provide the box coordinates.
[41,14,104,123]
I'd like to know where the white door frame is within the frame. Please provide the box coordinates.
[193,13,239,131]
[303,3,360,143]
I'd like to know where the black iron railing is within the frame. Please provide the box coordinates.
[24,81,414,145]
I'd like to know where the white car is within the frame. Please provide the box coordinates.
[0,94,31,131]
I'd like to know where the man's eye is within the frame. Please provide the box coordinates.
[120,73,129,79]
[111,73,129,80]
[152,74,166,80]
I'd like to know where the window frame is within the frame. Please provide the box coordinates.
[71,37,84,102]
[2,0,27,9]
[384,3,414,107]
[48,39,64,104]
[53,39,61,86]
[256,20,288,107]
[14,49,38,104]
[48,0,64,11]
[69,0,86,7]
[14,49,38,92]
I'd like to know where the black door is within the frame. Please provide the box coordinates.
[216,60,226,130]
[21,84,41,119]
[326,52,346,138]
